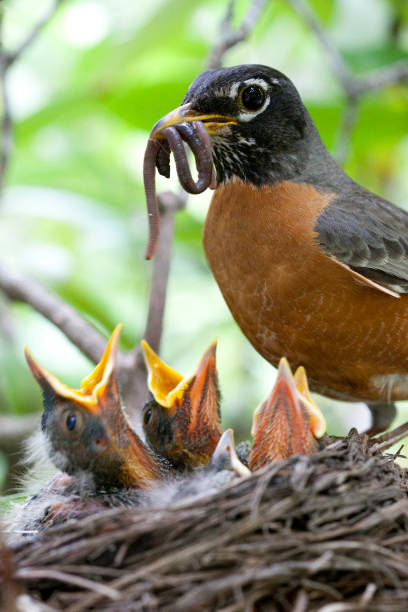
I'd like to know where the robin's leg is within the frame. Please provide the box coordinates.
[365,402,396,436]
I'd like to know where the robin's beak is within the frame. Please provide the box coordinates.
[25,324,123,413]
[150,103,237,139]
[249,358,323,470]
[210,429,250,477]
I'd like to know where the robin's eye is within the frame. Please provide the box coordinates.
[144,408,153,426]
[240,85,266,111]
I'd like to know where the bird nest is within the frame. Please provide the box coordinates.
[3,427,408,611]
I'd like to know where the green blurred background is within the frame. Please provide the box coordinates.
[0,0,407,494]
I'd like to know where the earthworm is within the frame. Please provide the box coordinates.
[144,138,162,261]
[156,140,171,178]
[144,120,215,260]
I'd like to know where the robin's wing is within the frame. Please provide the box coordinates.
[315,189,408,294]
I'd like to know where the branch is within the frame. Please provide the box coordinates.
[142,191,186,354]
[207,0,269,70]
[287,0,353,93]
[370,421,408,453]
[354,59,408,95]
[0,263,108,364]
[0,294,14,343]
[334,96,360,166]
[288,0,408,165]
[0,263,151,417]
[4,0,66,69]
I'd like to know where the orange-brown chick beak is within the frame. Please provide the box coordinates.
[141,339,222,470]
[25,325,169,489]
[249,358,326,471]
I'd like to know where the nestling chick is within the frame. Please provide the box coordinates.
[141,339,222,471]
[249,358,326,471]
[25,324,172,489]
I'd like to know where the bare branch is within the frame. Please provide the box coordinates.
[0,263,150,418]
[207,0,269,70]
[5,0,66,68]
[287,0,353,93]
[354,59,408,95]
[0,263,108,364]
[142,191,186,354]
[0,294,14,343]
[334,96,360,166]
[288,0,408,165]
[0,67,12,195]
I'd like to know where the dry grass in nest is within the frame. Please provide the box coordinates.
[2,426,408,611]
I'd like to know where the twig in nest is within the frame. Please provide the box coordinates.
[370,421,408,453]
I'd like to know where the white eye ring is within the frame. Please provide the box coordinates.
[230,78,270,123]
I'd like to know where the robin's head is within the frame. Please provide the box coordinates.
[141,339,222,471]
[249,358,326,471]
[25,325,168,488]
[152,65,312,186]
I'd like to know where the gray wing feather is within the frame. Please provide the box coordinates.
[315,189,408,292]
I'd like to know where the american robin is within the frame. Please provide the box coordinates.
[25,324,172,490]
[248,358,325,471]
[141,339,222,470]
[149,64,408,433]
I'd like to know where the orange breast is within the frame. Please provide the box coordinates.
[203,179,408,402]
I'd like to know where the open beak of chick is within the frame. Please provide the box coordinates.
[141,339,222,468]
[25,325,167,488]
[249,358,326,471]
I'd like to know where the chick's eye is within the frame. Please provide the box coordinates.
[62,409,83,435]
[144,408,153,426]
[240,85,266,111]
[66,412,77,431]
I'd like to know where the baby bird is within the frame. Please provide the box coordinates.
[25,324,172,490]
[249,358,326,471]
[145,428,250,508]
[141,339,222,471]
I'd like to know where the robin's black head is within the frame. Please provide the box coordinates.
[182,65,309,185]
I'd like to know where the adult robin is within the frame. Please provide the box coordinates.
[150,64,408,433]
[141,339,222,470]
[249,358,325,471]
[25,324,172,490]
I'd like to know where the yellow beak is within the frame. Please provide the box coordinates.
[141,340,191,409]
[150,102,237,139]
[293,366,326,438]
[25,324,123,413]
[141,339,219,414]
